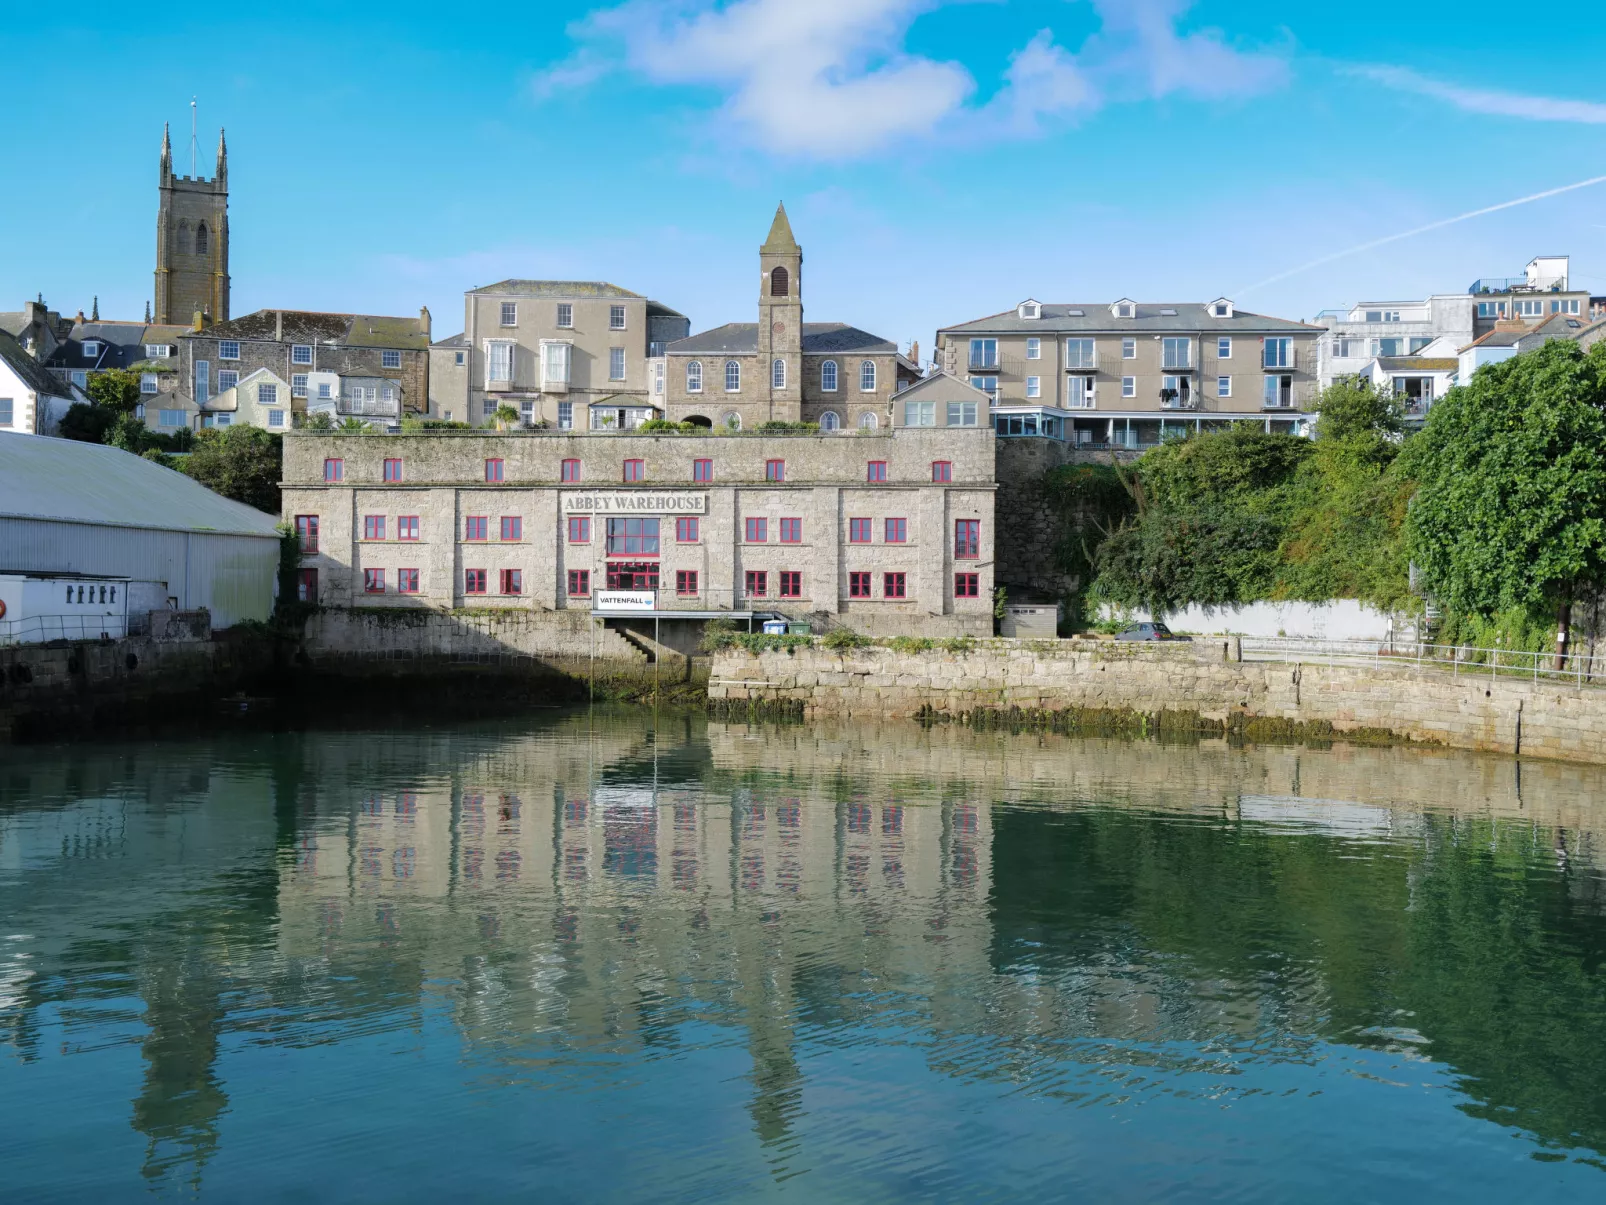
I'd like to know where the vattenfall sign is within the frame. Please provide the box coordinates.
[563,492,706,514]
[595,591,656,612]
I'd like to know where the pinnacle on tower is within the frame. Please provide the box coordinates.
[761,202,800,253]
[91,296,99,321]
[145,300,152,323]
[160,122,172,179]
[215,128,227,182]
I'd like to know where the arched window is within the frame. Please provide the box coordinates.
[771,358,786,389]
[859,411,878,430]
[821,360,838,392]
[820,410,840,431]
[724,360,740,392]
[860,360,877,392]
[196,222,209,255]
[770,266,789,297]
[176,220,192,255]
[721,411,742,431]
[686,360,703,392]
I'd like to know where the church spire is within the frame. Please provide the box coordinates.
[761,202,799,254]
[91,296,99,322]
[215,127,227,184]
[160,122,172,181]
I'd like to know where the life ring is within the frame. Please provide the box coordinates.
[0,598,7,619]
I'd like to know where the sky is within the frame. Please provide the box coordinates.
[6,0,1606,355]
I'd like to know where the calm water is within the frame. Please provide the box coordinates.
[2,712,1605,1202]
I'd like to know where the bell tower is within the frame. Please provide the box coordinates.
[154,123,230,325]
[755,203,803,422]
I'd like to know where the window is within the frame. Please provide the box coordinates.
[765,459,785,481]
[955,572,979,598]
[159,409,185,427]
[292,344,312,365]
[779,571,802,598]
[487,340,514,384]
[209,414,232,428]
[771,358,786,389]
[398,515,419,541]
[364,569,386,594]
[904,401,935,426]
[675,516,699,542]
[297,568,319,603]
[145,344,172,359]
[724,360,741,392]
[770,266,789,296]
[72,370,87,388]
[1161,375,1189,407]
[294,515,319,554]
[692,458,713,483]
[501,516,522,541]
[745,517,768,542]
[464,569,487,594]
[561,458,581,483]
[1264,374,1293,408]
[686,361,704,392]
[195,223,209,254]
[820,410,840,431]
[217,370,238,393]
[968,376,997,396]
[1263,337,1293,369]
[500,569,523,595]
[609,305,626,330]
[324,457,343,482]
[482,458,504,483]
[609,347,626,381]
[364,515,386,541]
[1553,299,1582,315]
[1162,337,1191,369]
[500,302,517,326]
[455,351,465,366]
[318,382,332,400]
[556,400,573,430]
[1122,338,1136,359]
[383,458,403,482]
[1025,376,1041,399]
[849,572,872,598]
[465,516,488,541]
[968,338,998,370]
[607,562,659,590]
[1516,299,1544,318]
[722,411,742,431]
[858,411,878,430]
[567,569,590,597]
[606,517,660,555]
[745,571,767,598]
[568,516,591,543]
[780,517,802,543]
[955,519,980,559]
[537,341,571,389]
[884,518,907,543]
[291,373,308,397]
[1217,337,1232,359]
[259,383,278,406]
[380,349,401,370]
[884,573,907,599]
[623,458,645,483]
[189,360,206,401]
[947,401,978,426]
[556,303,573,328]
[267,409,286,428]
[849,517,872,543]
[821,360,838,391]
[676,570,699,596]
[140,373,158,394]
[1218,376,1232,398]
[932,460,952,483]
[1064,338,1095,369]
[1026,337,1041,360]
[866,461,887,483]
[860,360,877,391]
[219,341,240,360]
[398,569,420,594]
[1116,303,1135,318]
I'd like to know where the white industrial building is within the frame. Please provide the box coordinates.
[0,434,282,640]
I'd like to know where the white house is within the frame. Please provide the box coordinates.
[199,367,294,431]
[0,330,77,435]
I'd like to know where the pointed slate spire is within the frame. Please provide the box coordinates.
[145,300,152,323]
[215,127,227,183]
[91,296,99,321]
[160,122,172,180]
[761,202,799,253]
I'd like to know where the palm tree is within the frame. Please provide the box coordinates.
[493,405,521,431]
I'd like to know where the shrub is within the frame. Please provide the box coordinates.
[887,636,936,653]
[637,419,701,434]
[822,627,873,650]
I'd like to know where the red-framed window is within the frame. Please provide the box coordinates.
[866,461,887,483]
[849,571,872,598]
[779,570,802,598]
[884,572,907,598]
[363,514,385,540]
[607,562,659,590]
[568,516,590,543]
[693,458,713,483]
[765,459,785,482]
[931,460,952,483]
[955,572,979,598]
[849,517,872,543]
[955,519,980,559]
[745,570,767,597]
[383,458,403,482]
[623,458,645,483]
[745,517,767,542]
[884,518,907,543]
[779,517,802,543]
[676,570,699,596]
[675,516,699,542]
[297,568,319,602]
[464,569,487,594]
[323,458,343,483]
[294,515,319,554]
[500,569,523,595]
[567,569,590,597]
[397,515,419,541]
[501,516,521,541]
[398,568,420,594]
[363,568,385,594]
[484,458,505,483]
[561,458,582,483]
[464,516,488,541]
[606,517,659,555]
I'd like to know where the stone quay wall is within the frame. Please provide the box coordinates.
[708,638,1606,765]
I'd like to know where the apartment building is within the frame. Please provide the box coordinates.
[40,317,190,432]
[434,282,690,431]
[935,298,1322,448]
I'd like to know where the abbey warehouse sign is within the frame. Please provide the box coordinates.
[561,492,707,514]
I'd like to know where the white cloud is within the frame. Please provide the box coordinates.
[534,0,1289,159]
[1353,65,1606,125]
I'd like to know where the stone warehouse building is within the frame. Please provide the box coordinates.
[281,428,995,636]
[935,298,1324,448]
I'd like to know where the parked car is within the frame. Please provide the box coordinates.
[1114,621,1190,642]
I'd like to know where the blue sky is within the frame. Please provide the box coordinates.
[7,0,1605,353]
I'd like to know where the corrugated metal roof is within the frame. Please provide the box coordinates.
[0,434,282,537]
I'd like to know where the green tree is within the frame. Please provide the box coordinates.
[85,368,142,415]
[493,404,520,430]
[179,426,284,514]
[58,402,116,444]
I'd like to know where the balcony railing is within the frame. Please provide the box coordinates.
[1469,276,1534,294]
[1161,353,1192,370]
[968,354,1000,371]
[1262,345,1297,370]
[342,397,400,417]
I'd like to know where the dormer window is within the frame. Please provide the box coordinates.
[1017,299,1041,320]
[1210,298,1235,319]
[1112,299,1136,319]
[82,341,101,357]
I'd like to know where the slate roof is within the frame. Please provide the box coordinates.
[939,303,1322,335]
[0,331,74,399]
[668,322,895,356]
[1515,314,1591,353]
[889,372,992,405]
[44,321,188,370]
[468,280,644,299]
[431,332,468,348]
[194,310,429,351]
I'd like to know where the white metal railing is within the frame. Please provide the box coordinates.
[0,614,125,646]
[1235,636,1606,688]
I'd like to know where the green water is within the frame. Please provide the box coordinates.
[2,709,1605,1201]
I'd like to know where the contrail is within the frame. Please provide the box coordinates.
[1235,174,1606,296]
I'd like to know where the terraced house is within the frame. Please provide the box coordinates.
[935,298,1323,448]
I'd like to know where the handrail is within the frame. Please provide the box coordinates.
[0,614,126,647]
[1236,636,1606,688]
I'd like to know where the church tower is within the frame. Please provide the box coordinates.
[755,203,803,422]
[154,123,230,325]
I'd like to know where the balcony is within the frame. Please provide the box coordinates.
[1262,345,1297,371]
[1160,352,1192,371]
[968,353,1000,371]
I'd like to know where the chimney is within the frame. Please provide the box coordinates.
[75,309,85,324]
[910,339,920,364]
[420,306,432,339]
[274,311,283,341]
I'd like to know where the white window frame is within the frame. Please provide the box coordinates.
[1068,376,1096,409]
[499,302,517,327]
[820,410,840,431]
[267,409,286,428]
[1218,375,1232,398]
[772,358,786,389]
[486,339,515,385]
[71,370,87,388]
[609,305,626,331]
[1161,337,1191,370]
[556,303,573,328]
[317,382,333,400]
[82,341,101,358]
[904,400,935,427]
[381,349,402,369]
[219,341,240,361]
[1121,376,1135,398]
[1217,337,1232,359]
[610,347,626,381]
[540,340,571,388]
[144,344,171,359]
[291,344,312,365]
[0,398,12,427]
[1064,338,1095,370]
[140,373,159,395]
[859,360,876,392]
[558,401,574,429]
[1026,337,1040,360]
[258,383,278,406]
[968,376,997,396]
[1122,338,1136,360]
[217,370,238,393]
[158,408,185,428]
[686,360,703,393]
[725,360,741,392]
[1025,376,1041,398]
[820,360,838,392]
[946,401,978,427]
[291,374,308,398]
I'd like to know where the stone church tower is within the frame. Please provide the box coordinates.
[755,203,803,422]
[154,123,230,325]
